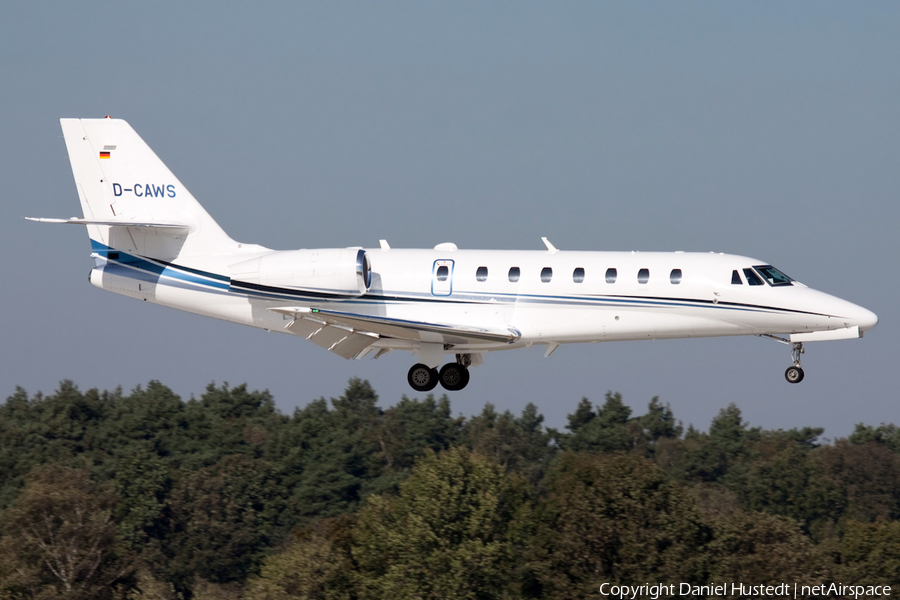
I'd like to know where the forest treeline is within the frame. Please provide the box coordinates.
[0,379,898,599]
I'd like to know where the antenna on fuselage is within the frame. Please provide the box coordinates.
[541,237,559,253]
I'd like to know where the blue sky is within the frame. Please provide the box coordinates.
[2,2,897,437]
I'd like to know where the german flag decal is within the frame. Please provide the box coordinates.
[99,151,111,159]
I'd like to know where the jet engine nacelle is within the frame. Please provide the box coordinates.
[231,248,371,298]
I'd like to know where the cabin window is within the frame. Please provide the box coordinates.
[541,267,553,283]
[476,266,488,282]
[638,268,650,284]
[573,267,585,283]
[605,268,617,283]
[754,265,794,286]
[670,269,682,284]
[508,267,520,282]
[732,270,743,285]
[743,268,764,286]
[436,265,449,282]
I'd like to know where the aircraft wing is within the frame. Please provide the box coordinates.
[268,306,520,359]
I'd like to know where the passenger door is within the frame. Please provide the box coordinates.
[431,260,454,296]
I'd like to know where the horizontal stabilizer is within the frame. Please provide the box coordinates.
[269,306,521,345]
[26,217,189,231]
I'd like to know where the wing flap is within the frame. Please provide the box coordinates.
[282,315,380,359]
[329,331,382,359]
[271,306,520,346]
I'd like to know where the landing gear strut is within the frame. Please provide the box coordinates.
[784,342,805,384]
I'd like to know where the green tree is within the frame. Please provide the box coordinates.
[566,398,595,431]
[0,382,112,508]
[562,392,639,454]
[278,379,386,522]
[114,452,171,551]
[244,518,355,600]
[153,455,285,591]
[640,396,682,442]
[836,520,900,590]
[848,423,900,454]
[816,439,900,525]
[739,437,840,534]
[527,452,709,598]
[0,465,130,600]
[706,510,828,591]
[676,404,760,483]
[376,394,461,472]
[353,447,530,600]
[462,403,557,485]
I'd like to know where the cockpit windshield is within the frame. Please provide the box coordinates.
[753,265,794,287]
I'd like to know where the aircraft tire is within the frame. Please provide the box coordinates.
[458,365,470,390]
[408,363,438,392]
[784,366,804,384]
[439,363,469,391]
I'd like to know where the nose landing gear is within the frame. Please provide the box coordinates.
[784,342,805,384]
[759,335,806,384]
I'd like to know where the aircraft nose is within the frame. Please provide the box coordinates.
[855,306,879,332]
[839,297,879,332]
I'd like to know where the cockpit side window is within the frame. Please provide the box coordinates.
[754,265,794,286]
[731,270,743,285]
[743,268,764,286]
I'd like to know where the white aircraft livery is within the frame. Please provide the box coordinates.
[31,118,878,392]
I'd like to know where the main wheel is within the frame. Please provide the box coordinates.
[408,363,438,392]
[785,366,805,384]
[439,363,470,391]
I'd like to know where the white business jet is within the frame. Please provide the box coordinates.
[31,118,878,392]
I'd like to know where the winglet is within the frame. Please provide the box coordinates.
[541,237,559,253]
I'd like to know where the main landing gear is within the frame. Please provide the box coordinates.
[759,335,806,384]
[407,357,471,392]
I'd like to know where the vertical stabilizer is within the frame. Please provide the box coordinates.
[60,118,238,260]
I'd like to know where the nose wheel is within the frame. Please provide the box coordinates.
[785,365,804,384]
[784,341,805,384]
